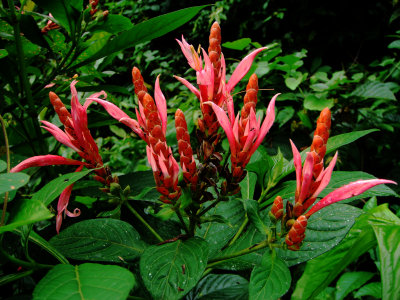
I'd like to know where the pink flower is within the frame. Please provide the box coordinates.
[11,81,116,232]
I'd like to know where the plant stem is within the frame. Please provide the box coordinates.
[0,244,53,270]
[227,215,248,247]
[0,115,10,227]
[7,0,46,155]
[197,195,225,217]
[175,208,190,235]
[124,202,164,242]
[206,240,276,268]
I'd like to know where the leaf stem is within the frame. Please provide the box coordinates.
[124,202,164,242]
[0,115,10,227]
[206,239,276,268]
[0,243,54,270]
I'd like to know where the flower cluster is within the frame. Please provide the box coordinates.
[11,82,118,232]
[268,108,396,251]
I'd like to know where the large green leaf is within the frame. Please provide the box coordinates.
[196,199,245,258]
[0,160,6,172]
[335,272,375,300]
[279,129,378,181]
[91,14,133,34]
[277,204,362,266]
[33,263,135,300]
[186,274,249,300]
[249,251,291,300]
[50,218,147,262]
[371,223,400,299]
[0,199,53,234]
[140,237,208,300]
[351,81,397,100]
[353,282,382,298]
[292,204,400,300]
[243,200,268,236]
[0,172,30,194]
[31,169,92,206]
[70,5,207,69]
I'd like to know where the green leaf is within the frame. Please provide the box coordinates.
[50,218,147,262]
[249,251,291,300]
[292,204,399,300]
[196,199,245,258]
[33,263,135,300]
[285,76,302,90]
[186,274,249,300]
[354,282,382,299]
[243,200,268,236]
[0,199,53,234]
[74,31,112,65]
[31,169,92,206]
[0,172,30,194]
[0,160,8,172]
[239,172,257,200]
[34,0,83,35]
[247,145,273,187]
[335,272,374,300]
[20,14,50,49]
[140,237,208,300]
[371,223,400,299]
[351,81,397,100]
[0,49,8,58]
[222,38,252,50]
[13,228,68,264]
[91,14,133,34]
[70,5,207,69]
[304,94,334,111]
[276,106,295,127]
[277,204,362,266]
[388,40,400,49]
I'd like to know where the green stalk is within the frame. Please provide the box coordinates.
[206,240,277,268]
[125,202,164,242]
[7,0,46,154]
[0,244,53,270]
[0,115,10,227]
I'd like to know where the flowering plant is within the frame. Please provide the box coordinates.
[1,3,398,300]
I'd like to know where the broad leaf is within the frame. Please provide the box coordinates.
[353,282,382,299]
[304,94,334,111]
[243,200,268,236]
[140,237,208,300]
[335,272,374,300]
[277,203,362,266]
[70,5,207,68]
[196,199,245,258]
[186,274,249,300]
[0,172,30,194]
[91,14,133,34]
[223,38,252,50]
[239,171,257,200]
[0,160,6,172]
[0,199,53,234]
[33,263,135,300]
[292,204,399,300]
[371,223,400,299]
[31,169,92,206]
[351,81,397,100]
[249,251,291,300]
[50,218,147,262]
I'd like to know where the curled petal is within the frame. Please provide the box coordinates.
[174,75,201,100]
[298,152,314,204]
[227,95,235,125]
[311,151,338,199]
[306,179,397,217]
[10,155,84,173]
[41,121,80,152]
[290,139,302,196]
[83,90,107,110]
[226,47,267,93]
[206,101,236,158]
[176,36,202,71]
[146,146,158,172]
[155,75,168,135]
[249,93,279,156]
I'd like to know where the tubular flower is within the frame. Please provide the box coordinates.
[10,81,117,232]
[89,68,181,203]
[269,195,284,222]
[207,78,279,183]
[285,108,397,250]
[175,22,267,160]
[175,109,198,191]
[291,108,333,218]
[41,13,60,34]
